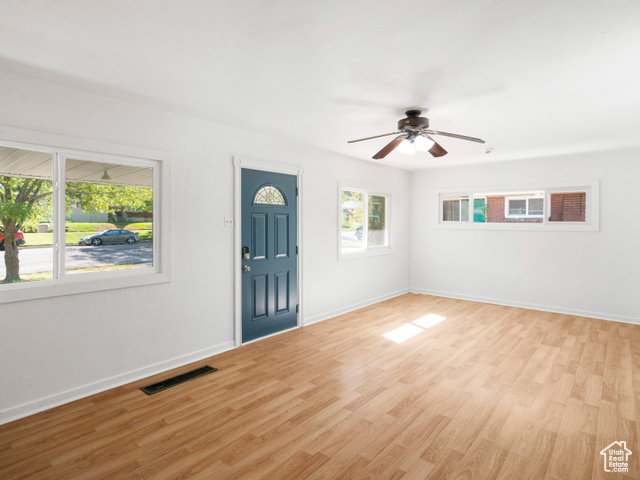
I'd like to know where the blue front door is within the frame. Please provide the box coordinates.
[241,169,298,343]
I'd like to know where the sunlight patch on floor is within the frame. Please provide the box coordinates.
[383,324,424,344]
[412,313,446,329]
[382,313,447,344]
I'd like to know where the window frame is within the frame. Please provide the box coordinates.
[0,126,170,304]
[442,195,470,223]
[546,187,589,223]
[436,180,599,231]
[338,182,393,259]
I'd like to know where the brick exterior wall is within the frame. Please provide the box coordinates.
[549,192,586,222]
[486,196,505,223]
[484,192,586,223]
[486,196,543,223]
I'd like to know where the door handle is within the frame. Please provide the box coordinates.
[243,265,251,272]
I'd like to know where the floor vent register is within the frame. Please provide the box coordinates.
[140,365,218,395]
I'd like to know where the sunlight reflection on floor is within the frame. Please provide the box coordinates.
[382,313,447,344]
[383,324,424,343]
[412,313,446,329]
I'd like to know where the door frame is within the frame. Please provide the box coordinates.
[233,156,304,347]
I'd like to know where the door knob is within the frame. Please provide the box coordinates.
[243,265,251,272]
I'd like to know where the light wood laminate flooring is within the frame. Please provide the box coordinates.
[1,294,639,479]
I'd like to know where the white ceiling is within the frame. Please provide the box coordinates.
[0,0,638,171]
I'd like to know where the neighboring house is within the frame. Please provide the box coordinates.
[484,194,544,223]
[66,205,152,223]
[444,192,587,223]
[66,205,108,223]
[109,210,152,223]
[548,191,586,222]
[483,192,586,223]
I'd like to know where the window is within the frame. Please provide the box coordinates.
[367,195,387,248]
[0,146,54,283]
[340,185,390,257]
[548,191,586,222]
[0,134,168,303]
[473,197,486,223]
[64,158,154,275]
[442,196,469,222]
[253,185,286,205]
[437,181,598,231]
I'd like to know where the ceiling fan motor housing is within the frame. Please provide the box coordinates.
[398,109,429,130]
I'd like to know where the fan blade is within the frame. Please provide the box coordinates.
[428,129,485,143]
[426,135,447,157]
[347,131,401,143]
[372,136,405,159]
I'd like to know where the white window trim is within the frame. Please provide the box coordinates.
[0,126,171,304]
[436,179,599,232]
[504,195,545,219]
[338,181,394,259]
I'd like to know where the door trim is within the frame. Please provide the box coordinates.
[233,156,304,347]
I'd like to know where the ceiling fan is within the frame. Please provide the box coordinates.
[347,109,485,159]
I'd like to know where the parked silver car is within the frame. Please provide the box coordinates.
[79,229,139,246]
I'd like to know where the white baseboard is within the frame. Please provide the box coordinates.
[303,288,410,326]
[409,288,640,326]
[1,288,410,425]
[0,341,235,426]
[13,286,629,426]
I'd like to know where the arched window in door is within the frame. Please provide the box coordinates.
[253,185,286,205]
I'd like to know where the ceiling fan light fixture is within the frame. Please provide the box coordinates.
[415,134,435,152]
[347,109,484,160]
[396,137,416,155]
[101,170,111,180]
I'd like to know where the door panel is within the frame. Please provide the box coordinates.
[274,271,290,314]
[252,274,268,320]
[274,214,289,258]
[251,214,268,260]
[241,169,298,343]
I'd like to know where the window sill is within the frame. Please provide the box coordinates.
[0,268,170,304]
[434,222,598,232]
[339,246,395,260]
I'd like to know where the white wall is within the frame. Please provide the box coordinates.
[410,149,640,323]
[0,70,410,423]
